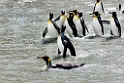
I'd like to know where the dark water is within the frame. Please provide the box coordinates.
[0,0,124,83]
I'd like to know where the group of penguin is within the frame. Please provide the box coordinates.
[38,0,122,71]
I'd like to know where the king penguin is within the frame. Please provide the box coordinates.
[57,25,76,59]
[93,11,104,36]
[76,12,89,37]
[37,56,85,71]
[93,0,105,14]
[64,12,78,38]
[54,10,66,29]
[42,13,60,38]
[109,12,121,37]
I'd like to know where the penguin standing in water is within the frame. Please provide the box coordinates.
[93,0,105,14]
[64,12,78,38]
[76,13,89,37]
[42,13,60,38]
[109,12,121,37]
[69,10,89,37]
[92,11,104,36]
[54,10,66,29]
[57,25,76,59]
[37,56,85,71]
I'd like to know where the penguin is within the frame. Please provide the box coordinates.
[69,10,88,37]
[93,0,105,14]
[37,56,85,71]
[54,10,66,29]
[92,11,104,36]
[119,4,121,11]
[42,13,60,38]
[109,12,121,37]
[57,25,76,59]
[77,13,89,37]
[64,12,78,38]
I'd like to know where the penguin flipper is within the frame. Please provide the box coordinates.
[98,16,104,35]
[101,2,105,14]
[58,48,61,55]
[64,38,76,56]
[52,21,60,34]
[93,3,96,13]
[110,30,113,35]
[80,18,89,35]
[54,16,60,22]
[114,18,121,37]
[68,45,76,57]
[42,27,48,37]
[63,46,67,58]
[118,27,121,37]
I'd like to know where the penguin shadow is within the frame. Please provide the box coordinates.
[105,36,121,41]
[84,35,103,39]
[40,38,57,44]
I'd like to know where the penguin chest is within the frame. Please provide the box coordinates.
[93,18,102,35]
[73,16,77,24]
[57,36,64,53]
[110,19,119,36]
[95,3,102,14]
[58,16,65,28]
[75,19,83,36]
[47,22,58,38]
[64,19,74,37]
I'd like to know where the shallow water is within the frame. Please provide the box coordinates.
[0,0,124,83]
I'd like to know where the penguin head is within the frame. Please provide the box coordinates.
[78,13,83,18]
[37,56,51,66]
[111,12,117,17]
[97,0,100,3]
[93,11,100,17]
[73,10,79,15]
[49,13,53,20]
[61,10,65,15]
[68,12,74,18]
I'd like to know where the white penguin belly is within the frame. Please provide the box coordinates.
[110,20,119,36]
[93,18,102,35]
[76,20,83,36]
[47,22,58,38]
[57,36,64,55]
[64,20,74,37]
[58,17,65,28]
[95,3,103,14]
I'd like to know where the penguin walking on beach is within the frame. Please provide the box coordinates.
[57,25,76,59]
[54,10,66,29]
[42,13,60,38]
[92,11,104,36]
[93,0,105,14]
[64,12,78,38]
[109,12,121,37]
